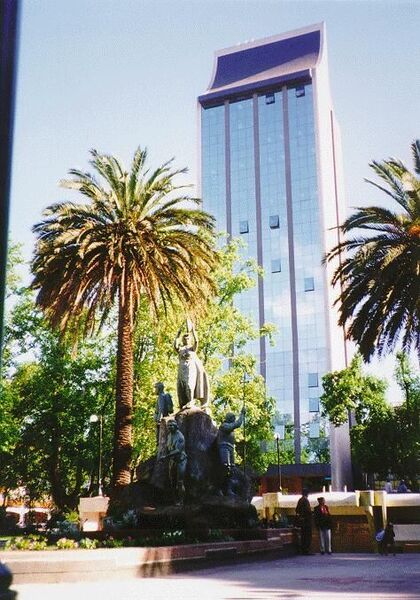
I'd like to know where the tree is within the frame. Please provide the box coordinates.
[320,354,389,427]
[322,353,419,490]
[128,238,276,474]
[3,287,116,510]
[325,140,420,361]
[31,147,218,493]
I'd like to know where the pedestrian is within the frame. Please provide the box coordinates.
[378,522,396,555]
[397,480,408,493]
[383,477,393,494]
[313,497,333,555]
[296,488,312,555]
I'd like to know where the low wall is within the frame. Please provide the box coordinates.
[2,531,296,584]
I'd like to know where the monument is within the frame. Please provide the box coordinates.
[119,319,256,530]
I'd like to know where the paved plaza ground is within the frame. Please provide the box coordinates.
[12,553,420,600]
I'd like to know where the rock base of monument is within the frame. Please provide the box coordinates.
[112,406,256,530]
[134,496,258,531]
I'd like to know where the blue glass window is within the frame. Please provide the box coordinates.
[308,373,319,388]
[239,220,249,234]
[304,277,314,291]
[309,398,319,413]
[271,259,281,273]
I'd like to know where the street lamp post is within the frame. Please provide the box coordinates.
[89,414,103,496]
[242,371,250,476]
[274,432,282,492]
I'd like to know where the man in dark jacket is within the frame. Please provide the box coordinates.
[313,496,332,554]
[296,489,312,555]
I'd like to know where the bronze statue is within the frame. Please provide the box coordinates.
[174,319,209,410]
[217,408,245,495]
[161,420,187,505]
[154,382,173,444]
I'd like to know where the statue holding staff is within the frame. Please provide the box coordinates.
[174,319,210,409]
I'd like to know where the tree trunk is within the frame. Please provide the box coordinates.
[111,289,134,495]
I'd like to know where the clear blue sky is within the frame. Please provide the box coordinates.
[9,0,420,394]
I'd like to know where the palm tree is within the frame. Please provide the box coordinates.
[325,140,420,361]
[31,147,218,493]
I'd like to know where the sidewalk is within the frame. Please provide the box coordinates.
[12,553,420,600]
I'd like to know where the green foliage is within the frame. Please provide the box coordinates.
[78,537,99,549]
[31,147,219,490]
[2,279,115,509]
[325,140,420,360]
[322,352,419,489]
[130,238,276,473]
[304,421,331,464]
[2,237,275,506]
[320,355,388,427]
[56,537,79,550]
[5,535,48,551]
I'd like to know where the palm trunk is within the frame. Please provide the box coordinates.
[111,289,134,494]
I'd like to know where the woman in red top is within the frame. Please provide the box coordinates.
[313,497,332,555]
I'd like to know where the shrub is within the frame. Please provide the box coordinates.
[79,537,99,549]
[101,536,123,548]
[56,537,79,550]
[5,535,48,551]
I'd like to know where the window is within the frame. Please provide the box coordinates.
[271,259,281,273]
[304,277,314,292]
[295,86,305,98]
[269,215,280,229]
[239,220,249,234]
[308,372,318,388]
[265,93,275,105]
[309,422,320,439]
[309,398,319,413]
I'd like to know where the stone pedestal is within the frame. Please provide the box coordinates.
[79,495,109,531]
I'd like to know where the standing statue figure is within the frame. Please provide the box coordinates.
[154,382,173,444]
[217,407,245,496]
[174,319,210,409]
[161,420,187,506]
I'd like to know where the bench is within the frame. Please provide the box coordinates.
[393,524,420,552]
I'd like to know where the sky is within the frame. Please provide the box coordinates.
[8,0,420,397]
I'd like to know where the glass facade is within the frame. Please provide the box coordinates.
[200,82,330,462]
[201,105,226,231]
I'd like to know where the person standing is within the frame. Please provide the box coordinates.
[383,477,393,494]
[380,522,396,556]
[296,489,313,555]
[313,497,333,555]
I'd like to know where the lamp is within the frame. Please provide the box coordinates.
[242,371,251,476]
[274,432,282,492]
[89,414,103,496]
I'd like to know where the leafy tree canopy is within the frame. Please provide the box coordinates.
[325,140,420,361]
[320,354,388,427]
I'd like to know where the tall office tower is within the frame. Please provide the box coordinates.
[198,23,352,488]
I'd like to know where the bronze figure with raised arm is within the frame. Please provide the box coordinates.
[173,319,210,409]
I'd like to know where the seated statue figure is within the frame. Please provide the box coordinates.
[174,319,209,410]
[217,407,245,496]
